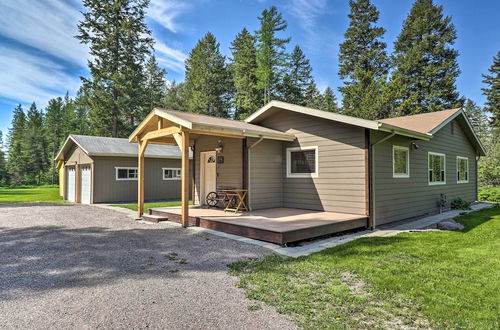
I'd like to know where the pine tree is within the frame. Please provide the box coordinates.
[230,28,260,119]
[389,0,462,116]
[163,81,187,111]
[7,105,26,185]
[338,0,389,119]
[77,0,153,137]
[0,131,8,185]
[255,6,291,104]
[45,97,65,184]
[22,103,49,184]
[482,50,500,128]
[72,87,93,136]
[463,99,489,141]
[142,54,167,116]
[304,81,321,108]
[281,45,313,105]
[313,87,340,112]
[185,32,232,117]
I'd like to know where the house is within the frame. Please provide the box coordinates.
[126,101,485,244]
[55,135,191,204]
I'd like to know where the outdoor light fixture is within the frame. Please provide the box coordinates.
[215,139,223,153]
[411,142,420,150]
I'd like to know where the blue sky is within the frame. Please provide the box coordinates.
[1,0,499,137]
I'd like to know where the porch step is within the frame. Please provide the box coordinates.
[142,214,168,223]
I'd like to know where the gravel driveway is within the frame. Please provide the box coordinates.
[0,204,296,329]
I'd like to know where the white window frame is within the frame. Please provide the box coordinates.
[392,145,410,178]
[286,146,319,178]
[162,167,181,181]
[456,156,469,184]
[115,167,138,181]
[428,152,446,185]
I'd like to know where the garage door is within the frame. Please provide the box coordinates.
[80,165,91,204]
[67,166,76,202]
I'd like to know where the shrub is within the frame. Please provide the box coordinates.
[451,197,471,210]
[478,186,500,203]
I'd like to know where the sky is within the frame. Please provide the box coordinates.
[0,0,499,137]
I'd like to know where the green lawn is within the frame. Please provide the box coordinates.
[230,206,500,329]
[0,185,64,204]
[111,200,191,213]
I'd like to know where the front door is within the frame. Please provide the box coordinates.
[201,151,217,204]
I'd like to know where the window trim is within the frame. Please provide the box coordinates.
[286,146,319,178]
[162,167,181,181]
[115,167,138,181]
[392,145,410,178]
[428,152,446,185]
[456,156,469,184]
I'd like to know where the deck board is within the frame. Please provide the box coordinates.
[149,207,368,245]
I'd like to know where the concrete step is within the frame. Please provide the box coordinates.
[142,214,168,223]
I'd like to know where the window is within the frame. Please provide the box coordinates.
[428,152,446,185]
[457,157,469,183]
[393,146,409,178]
[115,167,138,181]
[286,146,318,178]
[163,168,181,180]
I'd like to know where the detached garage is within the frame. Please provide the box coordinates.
[55,135,191,204]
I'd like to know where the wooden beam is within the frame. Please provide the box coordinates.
[189,129,244,139]
[181,130,190,228]
[137,140,149,217]
[172,133,182,150]
[140,126,182,142]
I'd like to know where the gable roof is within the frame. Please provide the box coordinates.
[378,108,461,134]
[55,135,191,161]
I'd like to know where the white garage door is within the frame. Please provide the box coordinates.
[67,166,76,202]
[80,165,91,204]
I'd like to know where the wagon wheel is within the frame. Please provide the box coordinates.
[206,192,219,207]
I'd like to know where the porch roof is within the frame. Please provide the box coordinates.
[129,108,296,143]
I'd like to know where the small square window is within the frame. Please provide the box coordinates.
[115,167,138,181]
[393,146,409,178]
[286,146,318,178]
[163,168,181,180]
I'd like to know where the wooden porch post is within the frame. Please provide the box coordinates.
[137,140,149,218]
[181,130,190,227]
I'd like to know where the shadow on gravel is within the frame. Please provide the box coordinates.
[0,223,248,300]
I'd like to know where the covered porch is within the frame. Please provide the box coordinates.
[148,206,368,245]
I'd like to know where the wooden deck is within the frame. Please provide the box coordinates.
[148,207,368,245]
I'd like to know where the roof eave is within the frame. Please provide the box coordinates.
[378,123,433,140]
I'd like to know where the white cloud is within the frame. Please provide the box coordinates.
[147,0,190,33]
[0,46,81,105]
[286,0,328,32]
[0,0,88,67]
[155,41,187,73]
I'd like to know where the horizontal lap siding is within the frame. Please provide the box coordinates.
[259,111,367,214]
[93,156,186,203]
[194,136,243,205]
[249,139,283,210]
[373,119,477,224]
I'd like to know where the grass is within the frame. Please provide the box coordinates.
[111,200,191,213]
[0,185,64,204]
[479,186,500,203]
[230,206,500,329]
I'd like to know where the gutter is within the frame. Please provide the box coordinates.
[370,131,396,229]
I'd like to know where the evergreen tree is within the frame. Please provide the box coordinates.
[0,131,8,185]
[230,28,260,119]
[7,105,26,185]
[482,50,500,128]
[281,45,313,105]
[255,6,290,104]
[163,81,187,111]
[142,54,167,116]
[45,97,65,184]
[389,0,462,116]
[463,99,489,141]
[184,32,232,117]
[338,0,389,119]
[22,103,49,184]
[72,87,93,136]
[313,87,340,112]
[304,81,321,108]
[77,0,153,137]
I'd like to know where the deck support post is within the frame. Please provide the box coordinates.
[137,140,149,218]
[181,130,190,227]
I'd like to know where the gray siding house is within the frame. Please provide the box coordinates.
[55,135,191,204]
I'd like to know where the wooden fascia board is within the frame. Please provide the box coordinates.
[128,111,157,142]
[377,123,432,140]
[140,126,182,142]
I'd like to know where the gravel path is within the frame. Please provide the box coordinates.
[0,204,296,330]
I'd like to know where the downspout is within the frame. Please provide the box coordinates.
[370,131,396,229]
[246,136,264,211]
[475,154,480,202]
